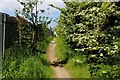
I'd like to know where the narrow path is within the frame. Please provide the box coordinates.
[46,39,71,78]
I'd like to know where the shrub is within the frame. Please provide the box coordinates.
[54,2,120,78]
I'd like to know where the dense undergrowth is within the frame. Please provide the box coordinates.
[1,0,55,79]
[2,36,54,79]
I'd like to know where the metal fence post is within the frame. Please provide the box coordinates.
[0,12,2,79]
[0,13,2,54]
[3,13,7,57]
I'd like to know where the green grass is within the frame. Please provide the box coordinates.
[2,36,55,79]
[2,48,54,79]
[55,36,90,78]
[65,55,90,78]
[18,53,54,78]
[55,37,68,61]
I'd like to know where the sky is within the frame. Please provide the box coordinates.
[0,0,65,28]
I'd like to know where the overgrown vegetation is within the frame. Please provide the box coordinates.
[2,1,120,79]
[55,37,70,62]
[54,2,120,79]
[37,36,54,53]
[2,0,54,79]
[2,36,54,79]
[16,0,52,54]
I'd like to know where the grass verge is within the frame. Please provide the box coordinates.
[55,37,68,61]
[55,36,90,78]
[65,55,90,78]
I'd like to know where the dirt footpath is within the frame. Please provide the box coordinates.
[46,39,71,78]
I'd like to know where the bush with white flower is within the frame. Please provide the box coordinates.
[55,2,120,78]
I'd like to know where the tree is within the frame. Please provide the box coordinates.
[16,0,52,54]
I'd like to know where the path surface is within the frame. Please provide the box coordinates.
[46,39,71,78]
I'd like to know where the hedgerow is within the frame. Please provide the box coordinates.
[54,2,120,78]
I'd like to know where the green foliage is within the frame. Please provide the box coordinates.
[36,36,54,52]
[16,0,52,53]
[65,55,90,78]
[17,55,50,78]
[2,0,54,79]
[55,36,90,78]
[16,18,53,50]
[89,64,120,79]
[2,47,53,79]
[16,19,33,48]
[55,37,74,62]
[55,37,67,61]
[54,2,120,78]
[116,38,120,48]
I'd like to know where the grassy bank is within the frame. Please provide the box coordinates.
[55,36,90,78]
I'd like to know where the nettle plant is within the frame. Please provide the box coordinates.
[55,2,120,78]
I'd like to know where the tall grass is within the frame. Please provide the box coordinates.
[2,48,53,79]
[65,55,90,78]
[2,36,54,79]
[55,37,74,62]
